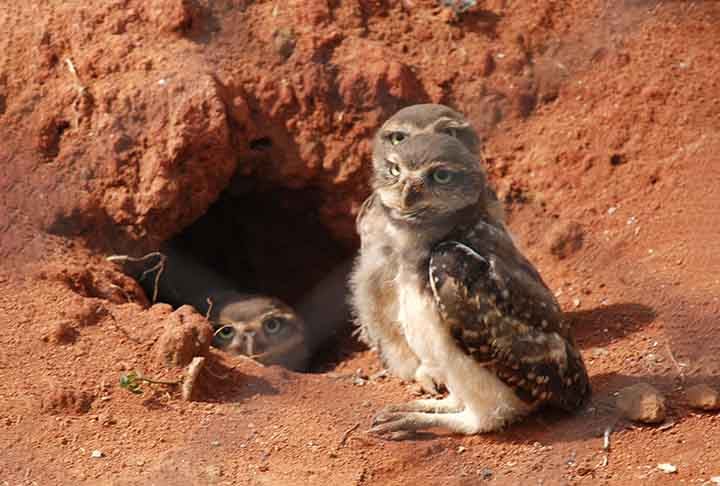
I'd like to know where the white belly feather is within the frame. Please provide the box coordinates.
[396,266,530,428]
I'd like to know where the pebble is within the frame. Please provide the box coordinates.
[685,384,720,411]
[616,383,666,424]
[657,463,677,474]
[90,449,104,459]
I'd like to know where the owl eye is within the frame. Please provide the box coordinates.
[388,131,407,145]
[263,317,284,335]
[442,127,458,138]
[432,169,454,184]
[215,325,235,341]
[387,162,401,177]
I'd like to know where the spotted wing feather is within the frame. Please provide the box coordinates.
[429,227,590,411]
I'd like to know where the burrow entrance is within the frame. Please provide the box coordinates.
[151,174,360,372]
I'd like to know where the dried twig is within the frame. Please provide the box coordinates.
[65,58,86,94]
[182,356,206,401]
[665,342,686,383]
[205,297,214,320]
[603,426,612,451]
[107,252,167,303]
[65,57,90,129]
[108,283,133,303]
[338,423,360,448]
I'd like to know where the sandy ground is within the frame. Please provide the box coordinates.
[1,0,720,484]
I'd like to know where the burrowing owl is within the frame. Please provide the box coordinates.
[123,246,309,371]
[352,104,506,391]
[209,291,309,371]
[351,132,590,436]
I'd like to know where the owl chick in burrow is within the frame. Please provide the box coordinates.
[351,132,590,436]
[351,104,508,392]
[125,245,310,371]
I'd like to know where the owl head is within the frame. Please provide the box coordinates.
[211,295,309,371]
[372,132,491,229]
[373,103,481,159]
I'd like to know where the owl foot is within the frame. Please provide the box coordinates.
[370,408,502,437]
[370,411,429,437]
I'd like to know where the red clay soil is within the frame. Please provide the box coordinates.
[2,0,720,484]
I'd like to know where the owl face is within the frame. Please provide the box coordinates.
[373,104,480,160]
[373,133,487,226]
[211,296,308,369]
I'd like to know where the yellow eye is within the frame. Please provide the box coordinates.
[389,132,407,145]
[387,163,401,177]
[432,169,453,184]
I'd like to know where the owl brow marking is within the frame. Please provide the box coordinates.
[386,152,403,165]
[262,311,295,322]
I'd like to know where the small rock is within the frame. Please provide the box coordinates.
[204,464,224,480]
[608,206,618,215]
[90,449,104,459]
[710,476,720,484]
[479,468,493,479]
[685,384,720,411]
[272,28,296,59]
[657,463,677,474]
[616,383,666,424]
[610,153,626,166]
[457,446,466,453]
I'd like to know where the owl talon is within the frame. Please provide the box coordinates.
[371,410,402,427]
[370,412,417,435]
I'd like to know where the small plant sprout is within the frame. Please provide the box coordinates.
[119,371,180,395]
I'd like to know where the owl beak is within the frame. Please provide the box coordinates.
[242,331,256,356]
[401,180,424,210]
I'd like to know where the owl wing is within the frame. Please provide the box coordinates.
[428,223,590,411]
[356,194,376,235]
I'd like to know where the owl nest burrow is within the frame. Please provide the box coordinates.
[105,178,357,394]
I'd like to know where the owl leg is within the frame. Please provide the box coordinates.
[414,364,441,394]
[378,393,462,414]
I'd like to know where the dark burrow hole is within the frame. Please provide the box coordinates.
[249,137,273,151]
[135,175,360,373]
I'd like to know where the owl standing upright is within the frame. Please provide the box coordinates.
[352,104,506,391]
[350,131,590,435]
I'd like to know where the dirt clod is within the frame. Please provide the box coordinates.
[155,305,213,367]
[45,320,78,344]
[685,384,720,411]
[547,221,584,259]
[41,387,95,415]
[616,383,667,424]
